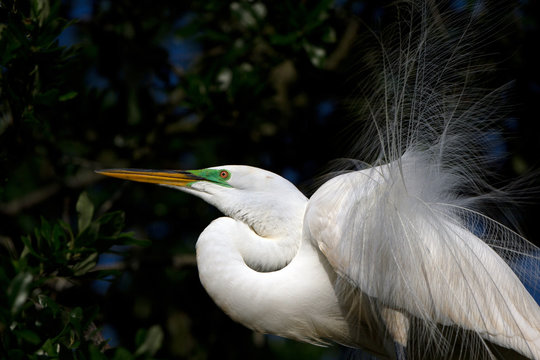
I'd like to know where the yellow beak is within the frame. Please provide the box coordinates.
[96,169,204,187]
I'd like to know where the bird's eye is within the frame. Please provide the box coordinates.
[220,170,229,179]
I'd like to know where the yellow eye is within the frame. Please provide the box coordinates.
[220,170,229,179]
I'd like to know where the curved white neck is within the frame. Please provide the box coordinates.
[194,216,359,346]
[232,205,305,272]
[187,178,308,271]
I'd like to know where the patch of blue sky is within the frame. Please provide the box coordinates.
[178,152,198,169]
[148,73,169,104]
[281,167,300,185]
[162,13,201,71]
[351,1,366,15]
[146,220,171,241]
[101,324,119,347]
[66,0,93,20]
[85,67,111,90]
[450,0,468,12]
[161,35,202,71]
[449,0,485,16]
[91,245,130,296]
[482,130,507,166]
[530,81,540,94]
[316,99,335,124]
[512,253,540,305]
[57,26,80,47]
[333,0,348,8]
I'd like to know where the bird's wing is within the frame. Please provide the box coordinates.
[304,156,540,359]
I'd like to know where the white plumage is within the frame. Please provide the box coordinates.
[307,155,540,359]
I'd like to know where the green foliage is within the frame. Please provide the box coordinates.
[0,0,76,127]
[0,192,160,359]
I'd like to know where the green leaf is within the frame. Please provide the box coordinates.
[51,222,66,253]
[303,42,326,68]
[58,219,75,241]
[8,272,33,314]
[113,347,133,360]
[322,26,336,43]
[96,211,125,235]
[13,329,41,345]
[34,89,60,106]
[40,217,52,243]
[72,252,98,276]
[7,349,25,360]
[31,0,51,26]
[77,192,95,234]
[134,325,163,357]
[90,344,107,360]
[69,307,83,332]
[37,294,61,316]
[120,236,151,247]
[108,232,150,247]
[59,91,78,101]
[41,338,58,356]
[20,235,46,261]
[269,32,300,46]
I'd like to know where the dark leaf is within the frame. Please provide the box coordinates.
[13,329,41,345]
[69,307,83,333]
[37,294,61,316]
[112,347,134,360]
[7,349,25,360]
[89,344,108,360]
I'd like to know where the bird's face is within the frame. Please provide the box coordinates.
[97,165,300,198]
[97,165,307,237]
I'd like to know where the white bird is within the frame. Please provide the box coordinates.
[96,161,540,359]
[97,1,540,359]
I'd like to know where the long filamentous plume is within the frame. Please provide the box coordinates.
[328,1,540,359]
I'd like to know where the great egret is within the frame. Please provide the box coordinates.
[97,160,540,359]
[97,1,540,359]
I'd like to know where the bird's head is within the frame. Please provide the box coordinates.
[96,165,307,238]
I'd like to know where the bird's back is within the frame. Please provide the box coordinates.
[305,153,540,359]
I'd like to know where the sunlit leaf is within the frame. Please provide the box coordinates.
[8,272,33,314]
[72,252,98,276]
[77,192,95,234]
[41,338,58,356]
[322,26,336,43]
[134,325,164,357]
[59,91,78,101]
[303,42,326,68]
[20,235,46,261]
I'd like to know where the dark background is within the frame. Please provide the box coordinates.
[1,0,540,359]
